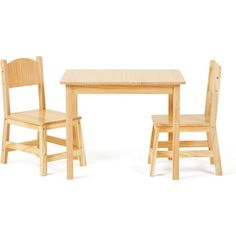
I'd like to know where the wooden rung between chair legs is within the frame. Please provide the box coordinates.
[5,141,40,156]
[47,135,66,146]
[47,150,80,162]
[156,150,214,158]
[158,140,209,148]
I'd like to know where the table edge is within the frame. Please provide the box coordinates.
[60,81,186,86]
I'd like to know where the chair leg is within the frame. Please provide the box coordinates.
[150,127,160,177]
[39,127,47,176]
[73,123,80,165]
[1,120,10,164]
[74,121,86,166]
[148,126,155,164]
[168,132,173,160]
[211,128,223,176]
[37,131,40,148]
[207,132,214,164]
[78,121,87,166]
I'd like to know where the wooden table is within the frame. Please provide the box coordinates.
[60,70,185,180]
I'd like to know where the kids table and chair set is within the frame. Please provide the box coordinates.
[0,57,222,180]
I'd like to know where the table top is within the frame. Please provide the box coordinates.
[60,70,185,86]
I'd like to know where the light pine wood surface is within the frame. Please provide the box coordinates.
[0,57,86,176]
[61,69,185,180]
[61,70,185,85]
[8,109,80,126]
[152,114,209,127]
[149,60,223,178]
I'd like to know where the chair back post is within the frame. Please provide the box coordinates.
[205,60,221,127]
[36,56,46,110]
[1,60,11,117]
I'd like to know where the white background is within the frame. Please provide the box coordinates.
[0,0,236,235]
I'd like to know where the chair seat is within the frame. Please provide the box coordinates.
[8,109,81,126]
[152,114,209,127]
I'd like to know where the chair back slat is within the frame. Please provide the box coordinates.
[6,58,41,88]
[0,57,46,117]
[205,60,221,126]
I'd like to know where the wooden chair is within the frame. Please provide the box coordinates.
[1,57,86,176]
[148,60,223,177]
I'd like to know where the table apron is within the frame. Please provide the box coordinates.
[70,86,173,94]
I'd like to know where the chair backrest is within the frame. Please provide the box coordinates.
[205,60,221,127]
[0,57,46,117]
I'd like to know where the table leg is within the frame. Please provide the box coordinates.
[168,93,173,160]
[172,86,180,180]
[66,86,77,179]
